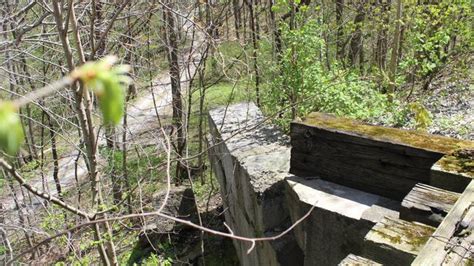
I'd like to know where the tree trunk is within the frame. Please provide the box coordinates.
[243,1,248,41]
[245,0,261,106]
[375,0,391,70]
[233,0,242,39]
[349,2,366,70]
[163,0,186,183]
[19,56,39,160]
[321,0,331,70]
[387,0,402,96]
[269,0,278,58]
[51,1,116,263]
[47,114,63,201]
[122,89,133,214]
[91,0,104,59]
[336,0,345,61]
[121,5,136,213]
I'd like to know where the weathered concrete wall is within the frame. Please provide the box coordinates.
[290,112,473,200]
[208,103,400,265]
[208,102,301,266]
[208,103,473,265]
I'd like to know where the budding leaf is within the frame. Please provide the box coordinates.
[0,102,24,156]
[75,55,131,125]
[95,71,125,125]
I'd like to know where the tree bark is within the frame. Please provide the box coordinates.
[233,0,242,39]
[51,1,115,264]
[163,0,186,183]
[336,0,345,61]
[245,0,261,106]
[387,0,402,96]
[47,114,63,201]
[349,1,366,70]
[375,0,391,70]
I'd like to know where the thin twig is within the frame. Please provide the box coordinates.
[0,158,93,219]
[12,76,76,107]
[7,204,315,264]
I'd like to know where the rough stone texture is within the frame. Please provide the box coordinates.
[338,254,381,265]
[208,102,300,266]
[364,217,435,266]
[285,176,399,265]
[208,103,473,265]
[430,152,473,193]
[401,183,460,227]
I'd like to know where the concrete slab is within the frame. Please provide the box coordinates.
[286,176,399,221]
[285,176,399,265]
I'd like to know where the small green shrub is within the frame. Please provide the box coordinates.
[263,19,389,130]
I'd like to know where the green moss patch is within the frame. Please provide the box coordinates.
[436,149,474,177]
[301,112,474,154]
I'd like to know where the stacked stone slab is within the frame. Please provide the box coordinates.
[400,183,460,227]
[339,254,381,265]
[208,103,301,266]
[290,112,473,200]
[208,104,473,265]
[290,112,473,265]
[209,103,398,265]
[285,176,398,265]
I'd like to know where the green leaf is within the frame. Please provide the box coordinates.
[76,56,131,126]
[0,102,24,156]
[95,71,125,125]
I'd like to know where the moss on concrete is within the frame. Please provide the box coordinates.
[373,218,435,252]
[429,188,460,206]
[437,149,474,177]
[400,223,435,251]
[300,112,474,154]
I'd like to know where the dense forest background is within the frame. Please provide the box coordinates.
[0,0,472,264]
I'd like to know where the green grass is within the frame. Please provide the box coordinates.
[198,81,256,110]
[188,80,256,145]
[204,40,249,83]
[183,80,256,200]
[101,146,165,184]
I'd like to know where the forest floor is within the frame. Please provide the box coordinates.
[423,74,473,140]
[402,56,473,140]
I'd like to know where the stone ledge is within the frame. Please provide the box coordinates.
[208,103,471,265]
[401,183,460,226]
[286,176,399,221]
[430,150,473,192]
[290,112,474,200]
[209,102,290,194]
[364,217,435,266]
[339,254,381,265]
[208,102,299,266]
[298,112,472,154]
[285,175,399,265]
